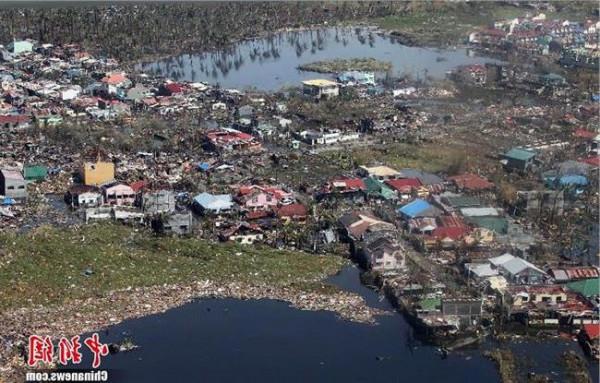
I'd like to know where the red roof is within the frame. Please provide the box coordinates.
[164,83,184,94]
[437,214,467,228]
[277,203,308,219]
[239,185,289,198]
[447,173,494,191]
[583,324,600,340]
[573,129,597,139]
[430,226,469,240]
[0,114,30,124]
[246,210,271,220]
[207,130,253,143]
[142,97,158,106]
[565,267,600,280]
[101,73,127,85]
[130,180,147,193]
[482,28,507,37]
[385,178,421,193]
[332,178,366,191]
[580,156,600,167]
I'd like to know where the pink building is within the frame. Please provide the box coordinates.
[238,185,294,211]
[103,183,136,206]
[245,192,280,210]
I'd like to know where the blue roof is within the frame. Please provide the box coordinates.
[397,198,431,218]
[559,175,588,186]
[1,196,15,205]
[198,162,211,171]
[193,192,233,211]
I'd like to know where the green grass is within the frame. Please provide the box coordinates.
[371,3,596,45]
[298,58,392,73]
[341,142,467,174]
[0,224,346,311]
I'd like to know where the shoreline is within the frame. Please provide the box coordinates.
[126,23,450,74]
[0,279,385,381]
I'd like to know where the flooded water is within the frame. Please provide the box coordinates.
[72,300,499,383]
[66,266,597,382]
[136,27,502,91]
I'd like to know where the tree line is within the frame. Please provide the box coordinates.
[0,2,413,63]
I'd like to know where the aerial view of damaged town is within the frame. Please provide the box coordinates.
[0,1,598,382]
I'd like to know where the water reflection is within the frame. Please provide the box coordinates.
[136,27,502,90]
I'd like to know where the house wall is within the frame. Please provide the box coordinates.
[83,162,115,186]
[245,192,278,210]
[230,234,264,245]
[513,292,567,306]
[511,268,546,285]
[0,174,27,201]
[78,192,101,207]
[161,213,193,235]
[303,84,339,99]
[370,249,404,272]
[104,185,135,206]
[143,192,176,213]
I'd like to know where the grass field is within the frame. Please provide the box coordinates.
[0,223,346,311]
[343,142,467,175]
[372,2,596,46]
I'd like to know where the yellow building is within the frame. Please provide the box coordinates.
[302,79,339,99]
[82,161,115,186]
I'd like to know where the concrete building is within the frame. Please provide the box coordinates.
[142,190,176,213]
[103,183,136,206]
[0,169,27,202]
[65,185,102,208]
[359,231,406,274]
[151,212,193,235]
[302,79,339,99]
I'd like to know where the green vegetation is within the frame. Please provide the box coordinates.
[345,142,467,174]
[298,58,392,73]
[0,2,409,63]
[374,2,597,46]
[485,348,517,383]
[561,351,593,383]
[0,224,346,311]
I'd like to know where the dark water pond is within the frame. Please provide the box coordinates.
[136,27,502,91]
[66,266,598,383]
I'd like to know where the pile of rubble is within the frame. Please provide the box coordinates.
[0,279,385,380]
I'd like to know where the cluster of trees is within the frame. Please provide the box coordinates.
[0,2,412,63]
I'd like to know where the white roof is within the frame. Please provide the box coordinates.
[460,207,500,217]
[489,253,516,266]
[465,263,499,278]
[488,253,546,277]
[501,258,545,276]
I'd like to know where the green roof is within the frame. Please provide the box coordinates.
[445,195,481,208]
[364,177,395,200]
[567,278,599,298]
[23,165,47,181]
[466,216,508,234]
[504,148,536,161]
[419,297,441,311]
